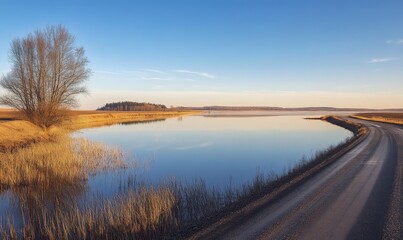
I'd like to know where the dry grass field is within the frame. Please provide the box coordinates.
[63,110,195,130]
[0,108,21,120]
[0,120,57,151]
[352,112,403,125]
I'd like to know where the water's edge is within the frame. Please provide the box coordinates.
[187,116,368,239]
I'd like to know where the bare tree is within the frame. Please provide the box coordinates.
[0,25,91,128]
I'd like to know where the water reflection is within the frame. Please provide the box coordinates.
[0,113,354,236]
[2,179,86,231]
[119,118,166,126]
[75,114,353,189]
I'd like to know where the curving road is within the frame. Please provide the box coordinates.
[191,118,403,240]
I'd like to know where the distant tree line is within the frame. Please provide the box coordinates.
[97,101,167,111]
[174,106,382,111]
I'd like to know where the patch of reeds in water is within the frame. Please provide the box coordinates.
[1,187,176,240]
[0,137,354,239]
[0,137,127,189]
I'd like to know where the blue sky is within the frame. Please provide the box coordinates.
[1,0,402,108]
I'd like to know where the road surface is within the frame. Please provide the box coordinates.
[191,118,403,240]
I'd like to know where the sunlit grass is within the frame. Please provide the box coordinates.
[352,112,403,125]
[64,111,196,130]
[0,187,177,240]
[0,137,127,189]
[0,120,57,152]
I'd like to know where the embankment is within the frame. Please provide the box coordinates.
[321,115,367,135]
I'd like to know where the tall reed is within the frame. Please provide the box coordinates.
[0,137,127,189]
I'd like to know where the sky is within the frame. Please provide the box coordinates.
[0,0,402,109]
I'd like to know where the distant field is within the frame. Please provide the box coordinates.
[354,112,403,119]
[0,109,21,120]
[0,109,179,120]
[353,112,403,125]
[0,109,194,120]
[64,110,196,130]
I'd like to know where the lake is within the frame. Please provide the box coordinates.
[74,113,352,195]
[0,112,353,230]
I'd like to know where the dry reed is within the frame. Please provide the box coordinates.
[0,137,127,189]
[0,136,356,239]
[1,185,177,240]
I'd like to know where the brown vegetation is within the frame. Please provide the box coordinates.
[0,136,127,189]
[1,183,177,239]
[63,111,195,130]
[0,120,59,152]
[321,115,368,135]
[352,112,403,125]
[0,109,21,120]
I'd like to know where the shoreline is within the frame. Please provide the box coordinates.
[0,110,198,152]
[188,116,368,238]
[0,113,371,238]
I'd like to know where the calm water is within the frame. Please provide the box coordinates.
[0,113,353,226]
[75,114,352,192]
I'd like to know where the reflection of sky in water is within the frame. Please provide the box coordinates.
[74,115,352,189]
[0,114,353,223]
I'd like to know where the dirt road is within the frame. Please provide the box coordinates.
[191,118,402,240]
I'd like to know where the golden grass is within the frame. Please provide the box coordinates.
[352,112,403,125]
[63,111,196,130]
[75,187,177,238]
[0,121,59,151]
[1,186,177,240]
[0,136,127,189]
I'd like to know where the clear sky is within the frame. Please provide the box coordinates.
[1,0,402,109]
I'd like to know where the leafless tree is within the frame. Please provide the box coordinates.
[0,25,91,128]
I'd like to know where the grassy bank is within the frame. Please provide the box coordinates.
[63,111,195,130]
[0,109,196,152]
[0,121,59,152]
[0,116,369,239]
[351,112,403,125]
